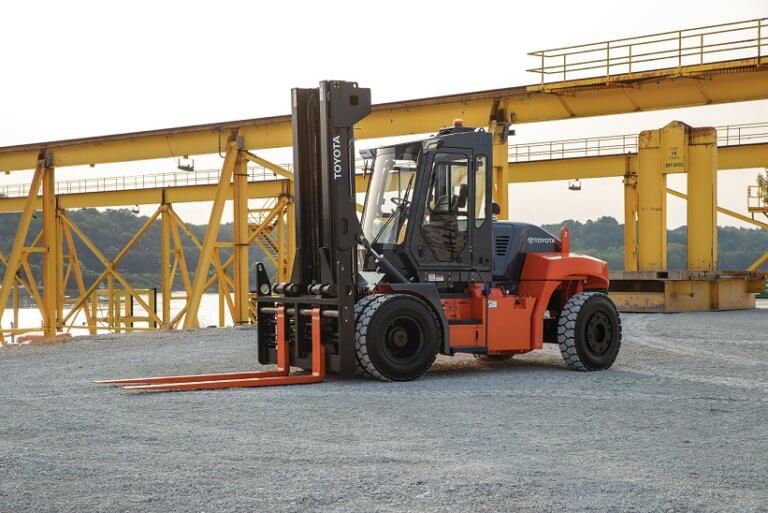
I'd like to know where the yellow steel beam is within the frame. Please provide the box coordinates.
[0,158,44,341]
[20,257,45,324]
[748,251,768,272]
[0,142,761,215]
[0,180,291,213]
[506,142,768,183]
[42,164,57,338]
[184,142,238,329]
[61,221,95,333]
[167,209,196,329]
[666,187,768,272]
[508,154,638,182]
[242,152,293,181]
[59,207,162,325]
[636,125,668,271]
[719,143,768,169]
[232,154,249,324]
[62,214,163,327]
[169,196,289,326]
[160,203,172,328]
[1,58,766,172]
[623,173,638,271]
[666,188,768,230]
[686,127,718,271]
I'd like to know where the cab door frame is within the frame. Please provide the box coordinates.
[407,147,475,277]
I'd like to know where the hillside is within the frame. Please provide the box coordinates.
[0,208,270,291]
[0,210,766,293]
[542,216,768,271]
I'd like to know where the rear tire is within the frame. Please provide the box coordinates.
[355,294,440,382]
[557,292,622,371]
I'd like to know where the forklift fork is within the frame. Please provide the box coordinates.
[95,307,325,392]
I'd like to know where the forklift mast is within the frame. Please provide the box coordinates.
[257,81,371,376]
[291,81,371,288]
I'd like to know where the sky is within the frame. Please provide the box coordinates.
[0,0,766,228]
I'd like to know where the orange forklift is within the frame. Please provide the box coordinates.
[100,80,621,392]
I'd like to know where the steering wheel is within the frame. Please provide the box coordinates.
[390,197,410,207]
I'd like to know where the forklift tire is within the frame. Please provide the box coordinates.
[557,292,622,371]
[354,294,440,382]
[474,354,514,362]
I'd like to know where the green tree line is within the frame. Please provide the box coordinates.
[1,210,766,293]
[0,208,272,292]
[542,216,768,271]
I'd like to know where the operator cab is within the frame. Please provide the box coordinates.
[361,121,495,290]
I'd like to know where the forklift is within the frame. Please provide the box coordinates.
[100,80,621,391]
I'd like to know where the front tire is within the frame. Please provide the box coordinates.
[557,292,622,371]
[355,294,440,382]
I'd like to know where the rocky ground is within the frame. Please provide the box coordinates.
[1,309,767,512]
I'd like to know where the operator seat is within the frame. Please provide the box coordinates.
[421,185,468,262]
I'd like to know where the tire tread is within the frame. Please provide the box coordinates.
[557,292,622,371]
[354,294,440,382]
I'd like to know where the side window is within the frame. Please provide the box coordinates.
[474,155,488,228]
[421,153,469,262]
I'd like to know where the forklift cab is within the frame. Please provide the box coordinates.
[361,122,494,287]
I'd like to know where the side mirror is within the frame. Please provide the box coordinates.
[492,202,501,216]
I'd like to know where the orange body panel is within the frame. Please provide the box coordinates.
[443,285,487,348]
[442,298,475,321]
[520,252,609,289]
[486,293,536,352]
[448,323,483,347]
[438,243,610,354]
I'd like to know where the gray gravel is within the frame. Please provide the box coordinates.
[1,309,767,513]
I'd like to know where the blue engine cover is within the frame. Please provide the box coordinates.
[492,221,561,281]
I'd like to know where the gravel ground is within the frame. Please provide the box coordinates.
[1,309,767,513]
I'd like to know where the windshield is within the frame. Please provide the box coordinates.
[361,144,420,245]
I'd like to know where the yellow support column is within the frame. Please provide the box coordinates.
[160,202,172,328]
[184,139,239,329]
[491,122,510,220]
[0,156,45,341]
[12,279,19,339]
[637,126,674,271]
[623,172,638,271]
[108,274,115,332]
[687,127,718,271]
[56,213,65,330]
[232,152,249,325]
[218,286,226,327]
[42,163,58,338]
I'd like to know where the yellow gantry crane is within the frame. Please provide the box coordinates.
[0,18,767,341]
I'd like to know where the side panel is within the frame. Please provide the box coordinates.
[516,280,563,349]
[486,293,535,352]
[448,324,483,348]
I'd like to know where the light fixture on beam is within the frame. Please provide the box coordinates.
[177,156,195,172]
[568,179,582,191]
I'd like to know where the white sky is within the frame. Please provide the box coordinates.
[0,0,766,228]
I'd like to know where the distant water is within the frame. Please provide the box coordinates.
[1,293,231,337]
[3,294,766,338]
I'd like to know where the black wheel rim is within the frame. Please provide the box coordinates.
[384,315,424,362]
[585,311,613,355]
